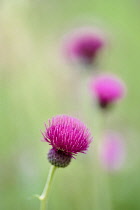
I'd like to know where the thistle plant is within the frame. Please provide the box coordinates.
[88,73,127,209]
[35,25,127,210]
[38,114,92,210]
[90,74,126,109]
[63,27,106,66]
[99,131,125,171]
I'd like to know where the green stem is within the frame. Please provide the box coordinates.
[39,165,56,210]
[93,111,112,210]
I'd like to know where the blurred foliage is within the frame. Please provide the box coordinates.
[0,0,140,210]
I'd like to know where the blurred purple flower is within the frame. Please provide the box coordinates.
[99,132,125,171]
[63,27,106,65]
[42,115,92,167]
[90,74,126,108]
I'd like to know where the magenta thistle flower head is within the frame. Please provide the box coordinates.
[42,115,92,167]
[90,74,126,108]
[99,132,125,171]
[63,27,106,66]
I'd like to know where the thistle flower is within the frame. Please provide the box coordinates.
[42,115,92,167]
[99,132,125,171]
[63,27,106,66]
[90,74,126,109]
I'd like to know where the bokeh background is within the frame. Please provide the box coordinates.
[1,0,140,209]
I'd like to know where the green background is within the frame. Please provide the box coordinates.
[1,0,140,209]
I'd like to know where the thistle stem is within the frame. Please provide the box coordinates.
[39,165,56,210]
[93,112,112,210]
